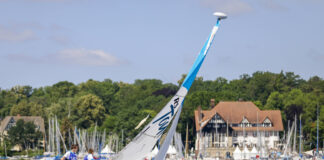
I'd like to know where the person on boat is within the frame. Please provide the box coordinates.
[84,148,95,160]
[61,144,78,160]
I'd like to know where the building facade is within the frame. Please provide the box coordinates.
[194,101,283,158]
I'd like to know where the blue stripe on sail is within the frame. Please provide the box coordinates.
[181,55,206,90]
[181,24,218,90]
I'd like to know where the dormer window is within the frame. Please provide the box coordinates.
[5,117,16,130]
[241,117,250,127]
[263,117,272,127]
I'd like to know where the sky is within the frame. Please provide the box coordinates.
[0,0,323,89]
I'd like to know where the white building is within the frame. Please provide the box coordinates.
[194,100,284,158]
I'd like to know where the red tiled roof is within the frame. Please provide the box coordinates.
[194,101,284,131]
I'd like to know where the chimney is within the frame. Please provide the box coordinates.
[210,99,215,108]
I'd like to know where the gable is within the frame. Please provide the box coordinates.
[263,117,272,127]
[210,113,225,124]
[241,117,249,124]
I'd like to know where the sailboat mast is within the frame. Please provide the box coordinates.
[121,129,124,149]
[198,106,202,157]
[185,123,189,158]
[226,120,228,149]
[55,116,60,155]
[293,114,297,153]
[243,116,245,147]
[287,120,290,153]
[283,121,295,157]
[316,104,319,157]
[257,111,260,155]
[48,118,51,152]
[216,113,218,148]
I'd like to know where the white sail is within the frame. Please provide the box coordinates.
[155,104,183,160]
[116,93,186,160]
[115,13,226,160]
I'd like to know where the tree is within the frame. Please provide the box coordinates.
[10,100,45,117]
[7,119,42,150]
[46,98,73,120]
[46,81,78,103]
[10,85,33,100]
[79,79,119,113]
[264,91,284,110]
[10,100,30,116]
[72,94,106,128]
[246,71,276,104]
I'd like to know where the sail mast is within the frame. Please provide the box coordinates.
[293,114,297,153]
[316,104,319,157]
[257,111,260,156]
[185,123,189,158]
[299,114,302,156]
[48,118,51,152]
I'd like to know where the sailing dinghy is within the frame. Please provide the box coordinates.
[116,12,227,160]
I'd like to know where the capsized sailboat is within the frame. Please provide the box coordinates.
[115,12,227,160]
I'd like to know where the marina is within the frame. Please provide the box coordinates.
[0,1,324,160]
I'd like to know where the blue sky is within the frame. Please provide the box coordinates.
[0,0,323,89]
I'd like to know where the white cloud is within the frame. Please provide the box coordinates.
[4,48,123,66]
[0,25,36,42]
[57,48,121,66]
[200,0,253,15]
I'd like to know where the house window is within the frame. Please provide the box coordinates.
[265,131,269,137]
[233,131,237,137]
[232,124,239,127]
[253,131,257,137]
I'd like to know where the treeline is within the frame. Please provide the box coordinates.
[0,71,323,150]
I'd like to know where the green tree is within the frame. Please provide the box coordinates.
[72,94,106,128]
[10,100,45,117]
[45,81,78,103]
[10,100,30,116]
[79,79,119,113]
[264,91,284,110]
[46,98,73,119]
[7,119,42,150]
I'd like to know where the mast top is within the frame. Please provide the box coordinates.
[213,12,227,20]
